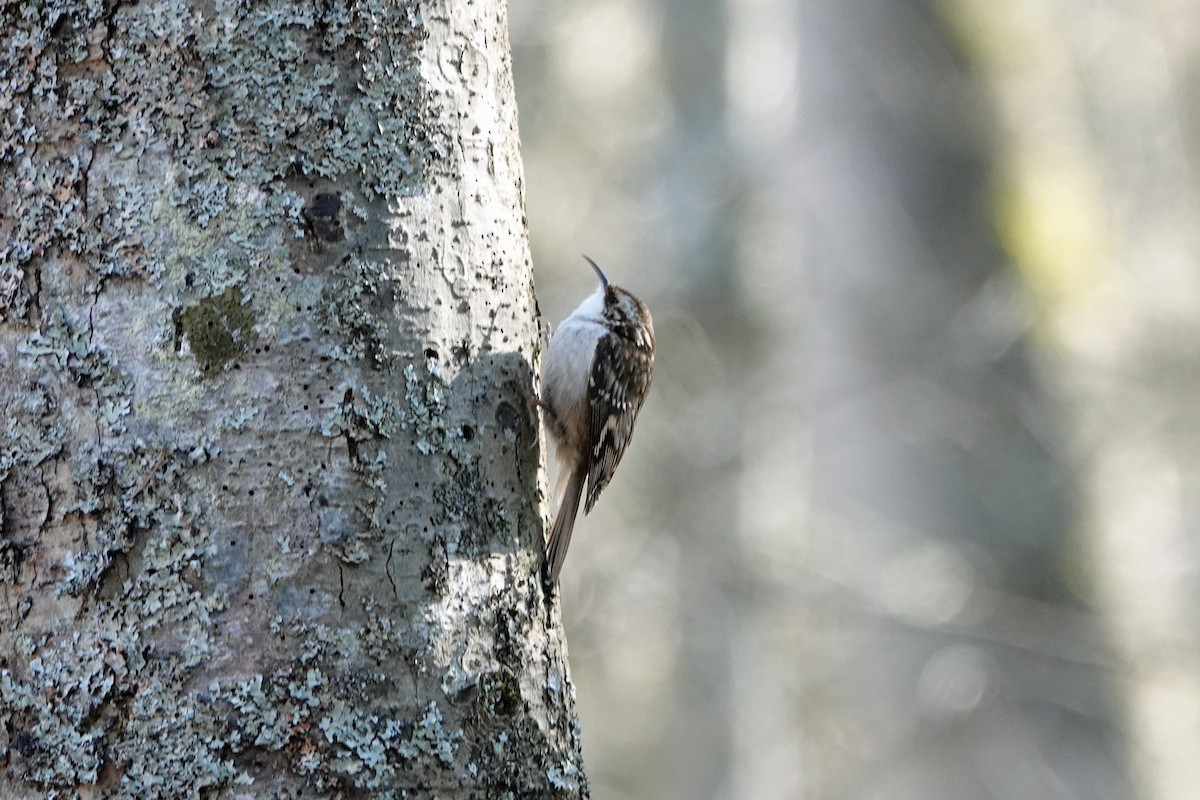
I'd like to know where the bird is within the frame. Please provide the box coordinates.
[540,256,655,583]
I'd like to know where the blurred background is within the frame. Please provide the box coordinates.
[511,1,1200,798]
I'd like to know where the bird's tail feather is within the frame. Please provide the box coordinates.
[546,464,586,583]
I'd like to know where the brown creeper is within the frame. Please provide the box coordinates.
[541,256,655,582]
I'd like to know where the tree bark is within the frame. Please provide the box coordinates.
[0,1,585,797]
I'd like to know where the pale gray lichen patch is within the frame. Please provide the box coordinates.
[0,632,114,786]
[207,655,465,794]
[397,357,482,465]
[316,387,399,550]
[403,360,449,454]
[320,252,400,367]
[320,385,403,443]
[18,308,134,431]
[113,677,244,796]
[1,382,68,476]
[0,313,240,796]
[0,487,231,796]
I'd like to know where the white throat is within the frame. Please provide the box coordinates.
[565,288,605,325]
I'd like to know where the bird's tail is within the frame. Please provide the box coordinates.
[546,463,586,583]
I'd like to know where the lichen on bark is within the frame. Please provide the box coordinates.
[0,1,585,797]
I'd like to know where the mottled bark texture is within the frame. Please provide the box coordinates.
[0,1,585,797]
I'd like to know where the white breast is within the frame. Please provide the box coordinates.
[543,316,604,415]
[542,289,606,451]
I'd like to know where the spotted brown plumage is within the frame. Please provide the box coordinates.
[584,304,654,513]
[542,256,655,583]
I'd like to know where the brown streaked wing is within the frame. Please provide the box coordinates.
[584,331,653,513]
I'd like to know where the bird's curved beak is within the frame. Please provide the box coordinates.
[583,255,609,289]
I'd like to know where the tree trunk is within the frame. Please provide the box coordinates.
[0,1,585,797]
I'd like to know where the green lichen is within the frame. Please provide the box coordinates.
[173,286,256,374]
[114,679,244,796]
